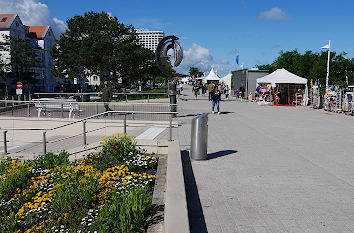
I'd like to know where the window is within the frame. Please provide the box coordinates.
[1,17,7,23]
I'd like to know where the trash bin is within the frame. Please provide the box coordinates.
[190,113,208,160]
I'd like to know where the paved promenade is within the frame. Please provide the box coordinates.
[176,86,354,233]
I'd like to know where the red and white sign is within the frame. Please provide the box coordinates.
[17,82,22,89]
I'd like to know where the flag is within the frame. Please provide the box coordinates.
[321,44,329,49]
[236,55,239,65]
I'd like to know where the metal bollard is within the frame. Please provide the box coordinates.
[169,114,173,141]
[61,104,64,118]
[124,114,127,134]
[83,121,87,145]
[43,131,47,155]
[190,113,209,160]
[3,130,8,154]
[148,94,150,103]
[125,95,128,103]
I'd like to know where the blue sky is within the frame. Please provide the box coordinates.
[2,0,354,76]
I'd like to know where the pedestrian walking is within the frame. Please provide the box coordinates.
[225,85,230,100]
[211,86,221,114]
[208,82,215,101]
[202,83,207,96]
[193,84,199,99]
[179,83,183,92]
[240,83,245,99]
[102,81,113,114]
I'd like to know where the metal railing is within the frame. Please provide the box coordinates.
[33,92,168,103]
[0,99,177,120]
[1,110,177,155]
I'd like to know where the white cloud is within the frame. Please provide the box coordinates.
[219,58,229,64]
[259,7,290,21]
[0,0,67,38]
[176,43,229,76]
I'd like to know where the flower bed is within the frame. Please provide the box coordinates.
[0,134,158,232]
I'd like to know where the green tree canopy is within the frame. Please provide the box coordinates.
[189,67,204,78]
[257,49,354,86]
[50,11,159,85]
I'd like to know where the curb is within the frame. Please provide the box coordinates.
[164,141,189,233]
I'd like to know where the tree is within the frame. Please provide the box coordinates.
[0,35,41,93]
[189,67,204,78]
[51,11,157,86]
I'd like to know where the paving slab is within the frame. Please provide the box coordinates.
[176,86,354,233]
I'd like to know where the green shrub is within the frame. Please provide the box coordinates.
[27,151,69,170]
[97,135,137,170]
[92,187,152,233]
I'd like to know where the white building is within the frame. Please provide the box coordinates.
[136,29,164,52]
[0,14,59,94]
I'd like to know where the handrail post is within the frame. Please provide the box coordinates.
[124,114,127,134]
[3,130,8,154]
[43,131,47,155]
[27,102,30,117]
[169,113,173,141]
[83,121,87,145]
[11,96,14,116]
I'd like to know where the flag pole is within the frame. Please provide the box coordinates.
[326,40,331,91]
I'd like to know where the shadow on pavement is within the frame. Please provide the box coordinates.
[178,113,201,118]
[207,150,237,160]
[181,150,208,233]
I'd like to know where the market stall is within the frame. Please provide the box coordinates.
[256,69,308,106]
[201,68,221,84]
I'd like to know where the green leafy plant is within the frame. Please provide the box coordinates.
[97,134,137,170]
[92,187,152,233]
[27,151,69,170]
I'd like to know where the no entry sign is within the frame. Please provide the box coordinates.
[17,82,22,89]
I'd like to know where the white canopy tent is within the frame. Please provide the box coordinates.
[220,73,232,88]
[202,68,221,82]
[256,68,308,106]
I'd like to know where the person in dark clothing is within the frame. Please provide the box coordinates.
[211,86,221,114]
[102,81,113,112]
[239,84,245,99]
[193,84,199,99]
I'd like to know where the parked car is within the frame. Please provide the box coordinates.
[90,93,101,101]
[142,85,153,91]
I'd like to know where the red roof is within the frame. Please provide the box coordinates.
[29,26,49,38]
[0,14,16,28]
